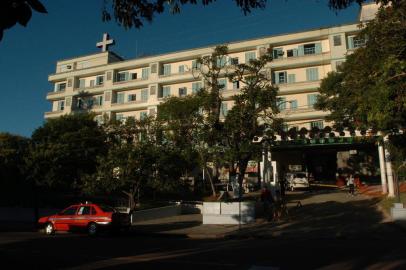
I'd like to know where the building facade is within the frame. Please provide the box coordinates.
[45,3,393,195]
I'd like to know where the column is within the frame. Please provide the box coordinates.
[378,141,388,194]
[384,137,395,197]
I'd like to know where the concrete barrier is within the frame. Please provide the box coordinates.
[132,205,182,223]
[202,202,255,224]
[391,203,406,221]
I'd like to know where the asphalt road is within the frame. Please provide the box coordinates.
[1,229,406,270]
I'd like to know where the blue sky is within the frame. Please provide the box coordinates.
[0,0,359,137]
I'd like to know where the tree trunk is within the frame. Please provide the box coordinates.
[237,159,250,199]
[204,166,217,197]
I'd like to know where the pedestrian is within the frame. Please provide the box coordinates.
[347,174,355,196]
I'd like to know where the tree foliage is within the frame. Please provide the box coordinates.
[0,0,47,41]
[28,113,107,191]
[316,0,406,132]
[224,49,280,191]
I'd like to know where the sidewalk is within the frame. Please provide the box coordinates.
[132,189,405,240]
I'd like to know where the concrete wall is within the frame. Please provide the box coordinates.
[131,205,182,223]
[202,202,255,224]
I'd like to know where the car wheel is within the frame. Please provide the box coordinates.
[88,222,98,236]
[45,223,55,235]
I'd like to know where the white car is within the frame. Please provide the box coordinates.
[286,172,309,191]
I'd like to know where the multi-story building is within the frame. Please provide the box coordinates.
[46,3,393,194]
[46,6,373,128]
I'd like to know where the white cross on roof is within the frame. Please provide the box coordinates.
[96,33,115,52]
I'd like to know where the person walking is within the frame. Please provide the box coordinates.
[347,173,355,196]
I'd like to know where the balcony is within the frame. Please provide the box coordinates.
[271,52,330,69]
[275,80,321,94]
[44,110,65,118]
[110,100,149,111]
[278,106,329,121]
[46,90,66,100]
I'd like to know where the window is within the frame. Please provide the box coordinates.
[163,64,171,76]
[78,206,91,215]
[287,49,298,57]
[216,56,227,68]
[57,100,65,111]
[192,82,202,93]
[78,79,86,88]
[142,68,149,79]
[116,72,128,82]
[307,94,319,108]
[77,98,84,109]
[353,37,365,48]
[299,43,322,56]
[116,114,124,122]
[276,72,287,84]
[140,111,148,120]
[218,79,227,90]
[179,87,187,97]
[220,103,228,117]
[56,83,66,92]
[230,57,239,65]
[96,75,104,86]
[192,60,201,70]
[160,86,171,98]
[94,96,103,106]
[61,206,78,215]
[277,97,286,111]
[287,74,296,84]
[290,100,298,110]
[131,73,137,80]
[333,35,342,46]
[128,94,137,102]
[273,48,284,59]
[347,36,365,49]
[141,89,149,101]
[306,68,319,81]
[233,81,240,90]
[245,51,256,63]
[311,121,324,129]
[116,92,125,104]
[179,65,185,74]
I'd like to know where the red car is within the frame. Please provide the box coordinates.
[38,203,131,236]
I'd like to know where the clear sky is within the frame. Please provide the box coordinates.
[0,0,360,137]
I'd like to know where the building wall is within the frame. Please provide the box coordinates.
[45,9,375,128]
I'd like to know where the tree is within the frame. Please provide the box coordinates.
[0,0,47,41]
[0,132,30,205]
[28,113,107,192]
[316,1,406,132]
[223,49,280,195]
[316,1,406,197]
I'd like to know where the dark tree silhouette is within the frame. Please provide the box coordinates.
[0,0,47,41]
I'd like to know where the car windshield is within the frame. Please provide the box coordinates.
[99,205,117,213]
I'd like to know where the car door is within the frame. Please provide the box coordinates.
[75,206,93,228]
[53,206,78,231]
